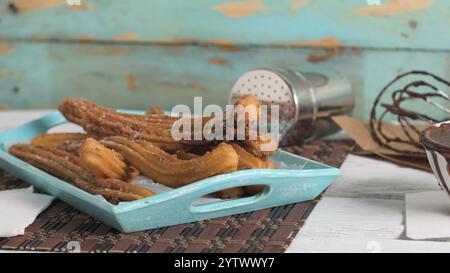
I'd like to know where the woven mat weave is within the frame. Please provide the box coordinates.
[0,140,355,253]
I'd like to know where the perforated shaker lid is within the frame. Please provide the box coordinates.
[229,69,298,130]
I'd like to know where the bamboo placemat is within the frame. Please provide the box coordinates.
[0,140,355,253]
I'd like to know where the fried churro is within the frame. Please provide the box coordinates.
[236,134,278,160]
[146,105,165,115]
[231,144,276,196]
[231,144,277,170]
[59,97,277,158]
[101,136,239,188]
[234,94,261,109]
[175,150,200,160]
[9,95,282,204]
[9,143,154,203]
[56,140,83,155]
[80,138,139,181]
[31,133,88,146]
[104,137,243,198]
[59,97,196,146]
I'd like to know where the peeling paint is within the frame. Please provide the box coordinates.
[10,0,65,12]
[76,35,96,42]
[31,34,45,41]
[97,46,128,56]
[0,44,14,55]
[209,39,235,49]
[209,57,228,65]
[209,39,234,46]
[81,46,128,56]
[187,82,208,92]
[209,39,242,51]
[267,37,358,63]
[155,38,242,51]
[214,0,268,18]
[156,38,198,44]
[273,37,345,48]
[106,46,127,55]
[358,0,432,16]
[307,49,340,63]
[113,33,138,42]
[127,74,137,92]
[307,46,362,63]
[290,0,308,13]
[295,37,344,48]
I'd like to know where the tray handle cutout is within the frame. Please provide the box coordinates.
[190,188,270,214]
[187,171,278,214]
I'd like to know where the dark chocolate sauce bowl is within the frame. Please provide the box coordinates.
[420,121,450,197]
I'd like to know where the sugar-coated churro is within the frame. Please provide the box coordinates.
[31,133,88,146]
[59,97,278,158]
[80,138,139,181]
[102,136,239,188]
[9,143,154,203]
[231,144,277,170]
[175,150,200,160]
[9,95,281,203]
[231,144,276,195]
[59,97,203,146]
[56,140,83,155]
[146,105,165,115]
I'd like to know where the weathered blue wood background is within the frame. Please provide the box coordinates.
[0,0,449,119]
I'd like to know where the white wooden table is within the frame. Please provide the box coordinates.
[287,153,450,253]
[2,110,450,253]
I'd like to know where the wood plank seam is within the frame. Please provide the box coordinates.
[5,38,450,53]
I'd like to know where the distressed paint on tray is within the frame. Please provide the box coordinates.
[0,0,447,50]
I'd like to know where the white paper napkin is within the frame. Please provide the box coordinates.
[0,187,54,237]
[325,154,439,199]
[405,191,450,240]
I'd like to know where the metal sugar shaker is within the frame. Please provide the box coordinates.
[229,67,354,146]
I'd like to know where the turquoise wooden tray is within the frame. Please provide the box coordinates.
[0,111,340,233]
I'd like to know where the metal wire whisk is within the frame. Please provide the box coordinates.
[370,70,450,155]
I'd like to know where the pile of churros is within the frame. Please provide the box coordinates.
[9,96,278,204]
